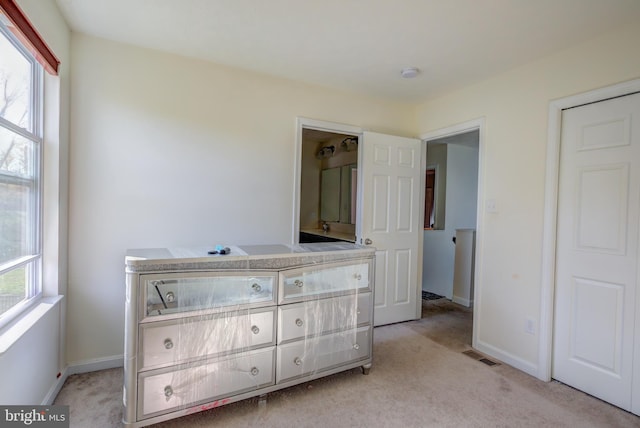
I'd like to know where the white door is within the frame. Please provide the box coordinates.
[553,92,640,413]
[360,131,422,326]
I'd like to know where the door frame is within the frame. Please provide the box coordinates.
[420,117,485,350]
[540,78,640,382]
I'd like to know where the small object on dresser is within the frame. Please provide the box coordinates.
[208,246,231,255]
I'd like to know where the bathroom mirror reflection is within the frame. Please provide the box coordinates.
[299,129,359,243]
[425,143,447,230]
[320,167,340,222]
[320,164,357,224]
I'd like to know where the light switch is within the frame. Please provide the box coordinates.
[486,199,498,213]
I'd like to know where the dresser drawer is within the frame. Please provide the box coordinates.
[138,347,275,419]
[277,293,371,344]
[279,261,370,303]
[276,326,371,383]
[139,308,276,370]
[142,272,276,318]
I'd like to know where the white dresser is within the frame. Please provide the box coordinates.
[123,243,375,427]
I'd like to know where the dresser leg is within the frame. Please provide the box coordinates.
[258,393,268,408]
[361,364,372,375]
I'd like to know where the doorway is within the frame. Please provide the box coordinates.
[422,130,479,302]
[293,117,423,326]
[292,118,362,245]
[420,119,484,350]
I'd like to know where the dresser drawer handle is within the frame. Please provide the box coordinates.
[165,291,175,303]
[353,343,360,350]
[251,325,260,335]
[356,308,361,315]
[250,367,259,376]
[164,338,173,349]
[294,279,303,288]
[251,283,262,293]
[164,385,173,398]
[294,357,302,366]
[354,274,362,280]
[295,318,303,327]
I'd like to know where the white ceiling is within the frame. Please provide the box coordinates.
[54,0,640,103]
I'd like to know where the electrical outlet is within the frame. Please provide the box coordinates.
[525,318,535,335]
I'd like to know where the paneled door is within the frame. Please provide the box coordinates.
[360,132,422,326]
[553,92,640,414]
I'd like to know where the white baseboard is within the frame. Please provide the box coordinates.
[452,295,473,307]
[42,355,124,405]
[42,369,68,405]
[66,354,124,375]
[474,340,538,378]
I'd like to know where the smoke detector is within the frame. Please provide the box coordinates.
[400,67,420,78]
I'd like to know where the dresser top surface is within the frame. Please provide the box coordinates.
[125,243,374,272]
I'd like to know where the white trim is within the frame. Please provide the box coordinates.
[42,370,67,405]
[416,138,427,319]
[475,339,538,377]
[66,354,124,376]
[420,117,485,352]
[293,117,362,244]
[452,296,473,307]
[419,118,484,142]
[42,355,124,405]
[0,254,39,274]
[540,78,640,382]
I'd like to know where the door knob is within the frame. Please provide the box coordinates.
[364,238,373,245]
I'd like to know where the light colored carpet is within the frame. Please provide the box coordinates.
[54,300,639,427]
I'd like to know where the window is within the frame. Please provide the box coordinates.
[0,17,43,325]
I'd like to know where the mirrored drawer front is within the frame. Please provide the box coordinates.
[277,293,371,344]
[279,261,370,303]
[276,326,371,383]
[138,347,275,420]
[139,308,276,370]
[143,272,276,318]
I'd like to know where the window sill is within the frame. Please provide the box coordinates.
[0,295,63,356]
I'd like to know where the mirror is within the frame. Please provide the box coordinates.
[425,143,447,230]
[424,167,436,229]
[320,164,356,224]
[340,164,356,224]
[320,167,340,221]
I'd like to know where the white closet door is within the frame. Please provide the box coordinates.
[553,92,640,414]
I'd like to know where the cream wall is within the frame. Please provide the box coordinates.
[67,33,417,364]
[416,22,640,375]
